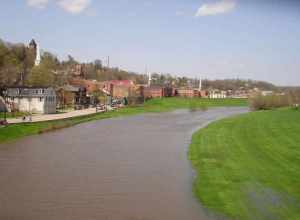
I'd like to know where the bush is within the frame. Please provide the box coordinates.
[249,94,291,111]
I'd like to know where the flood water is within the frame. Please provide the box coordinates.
[0,107,248,220]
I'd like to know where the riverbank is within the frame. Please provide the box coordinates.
[189,108,300,220]
[0,98,247,144]
[0,107,248,220]
[6,107,103,124]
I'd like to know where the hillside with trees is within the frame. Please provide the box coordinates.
[0,38,279,91]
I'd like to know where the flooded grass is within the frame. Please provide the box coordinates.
[0,98,247,144]
[189,108,300,220]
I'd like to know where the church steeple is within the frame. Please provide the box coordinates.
[29,39,41,66]
[35,43,41,66]
[29,39,37,50]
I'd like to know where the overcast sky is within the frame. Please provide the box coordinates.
[1,0,300,86]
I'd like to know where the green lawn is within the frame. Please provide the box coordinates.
[0,98,247,144]
[0,112,27,119]
[143,97,248,111]
[189,108,300,220]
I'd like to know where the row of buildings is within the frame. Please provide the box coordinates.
[0,82,234,115]
[0,39,244,116]
[1,77,270,115]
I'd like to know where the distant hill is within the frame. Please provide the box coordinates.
[202,79,277,91]
[0,38,279,91]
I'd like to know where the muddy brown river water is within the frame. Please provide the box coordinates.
[0,107,248,220]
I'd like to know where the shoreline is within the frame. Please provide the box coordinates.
[0,98,247,144]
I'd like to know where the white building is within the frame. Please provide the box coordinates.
[6,87,56,114]
[35,43,41,66]
[261,91,274,96]
[209,90,227,99]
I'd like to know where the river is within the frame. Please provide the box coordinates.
[0,107,248,220]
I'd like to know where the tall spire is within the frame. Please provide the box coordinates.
[148,72,152,87]
[199,76,202,91]
[145,66,151,87]
[35,42,41,66]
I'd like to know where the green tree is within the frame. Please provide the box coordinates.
[0,43,22,87]
[26,65,54,87]
[26,52,59,87]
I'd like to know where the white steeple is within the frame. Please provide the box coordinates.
[35,43,41,66]
[199,76,202,91]
[148,72,152,87]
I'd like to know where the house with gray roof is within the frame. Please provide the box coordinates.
[5,87,56,114]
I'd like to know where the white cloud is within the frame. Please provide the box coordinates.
[195,0,236,17]
[27,0,49,9]
[57,0,91,14]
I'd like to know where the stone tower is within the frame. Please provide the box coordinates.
[29,39,37,51]
[29,39,41,66]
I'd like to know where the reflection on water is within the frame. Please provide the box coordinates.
[0,107,248,220]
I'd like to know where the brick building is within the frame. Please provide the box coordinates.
[143,86,164,98]
[69,79,101,94]
[100,80,135,98]
[176,88,200,98]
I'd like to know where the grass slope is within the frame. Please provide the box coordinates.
[0,112,27,118]
[0,98,247,144]
[189,108,300,220]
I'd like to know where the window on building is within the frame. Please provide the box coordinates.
[40,97,43,102]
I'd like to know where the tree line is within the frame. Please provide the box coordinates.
[0,38,284,91]
[0,39,148,88]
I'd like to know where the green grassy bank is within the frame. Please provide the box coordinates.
[0,98,247,144]
[189,108,300,220]
[0,112,27,119]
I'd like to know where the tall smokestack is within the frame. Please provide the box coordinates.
[148,72,152,87]
[199,76,202,91]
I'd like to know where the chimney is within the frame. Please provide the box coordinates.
[199,77,202,91]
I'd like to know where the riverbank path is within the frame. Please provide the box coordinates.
[7,107,104,124]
